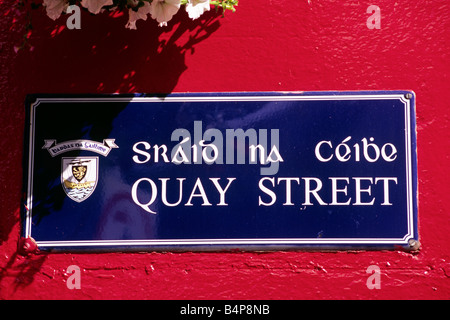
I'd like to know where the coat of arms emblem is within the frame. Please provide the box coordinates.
[61,157,98,202]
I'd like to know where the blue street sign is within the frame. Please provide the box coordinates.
[22,92,418,251]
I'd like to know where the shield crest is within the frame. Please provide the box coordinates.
[72,165,87,182]
[61,157,98,202]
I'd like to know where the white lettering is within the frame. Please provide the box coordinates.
[315,140,333,162]
[315,137,397,163]
[185,178,212,207]
[131,178,158,214]
[375,177,398,205]
[172,137,190,164]
[381,143,397,161]
[302,177,327,206]
[257,176,397,207]
[336,136,352,162]
[209,178,236,206]
[132,141,151,164]
[277,177,300,205]
[362,137,380,162]
[329,177,351,205]
[353,177,375,205]
[258,177,276,206]
[266,145,284,163]
[160,178,185,207]
[153,144,170,163]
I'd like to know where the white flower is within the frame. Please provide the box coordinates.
[185,0,210,20]
[126,2,152,30]
[149,0,181,27]
[43,0,69,20]
[81,0,114,15]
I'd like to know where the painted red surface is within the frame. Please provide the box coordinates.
[1,0,449,299]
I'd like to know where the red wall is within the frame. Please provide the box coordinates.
[1,0,449,299]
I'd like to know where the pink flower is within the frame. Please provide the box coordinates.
[81,0,113,15]
[149,0,181,27]
[126,2,152,30]
[43,0,68,20]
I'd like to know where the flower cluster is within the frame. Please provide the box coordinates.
[42,0,238,29]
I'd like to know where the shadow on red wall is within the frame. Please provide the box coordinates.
[1,5,224,293]
[3,2,223,229]
[1,2,223,248]
[12,4,222,94]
